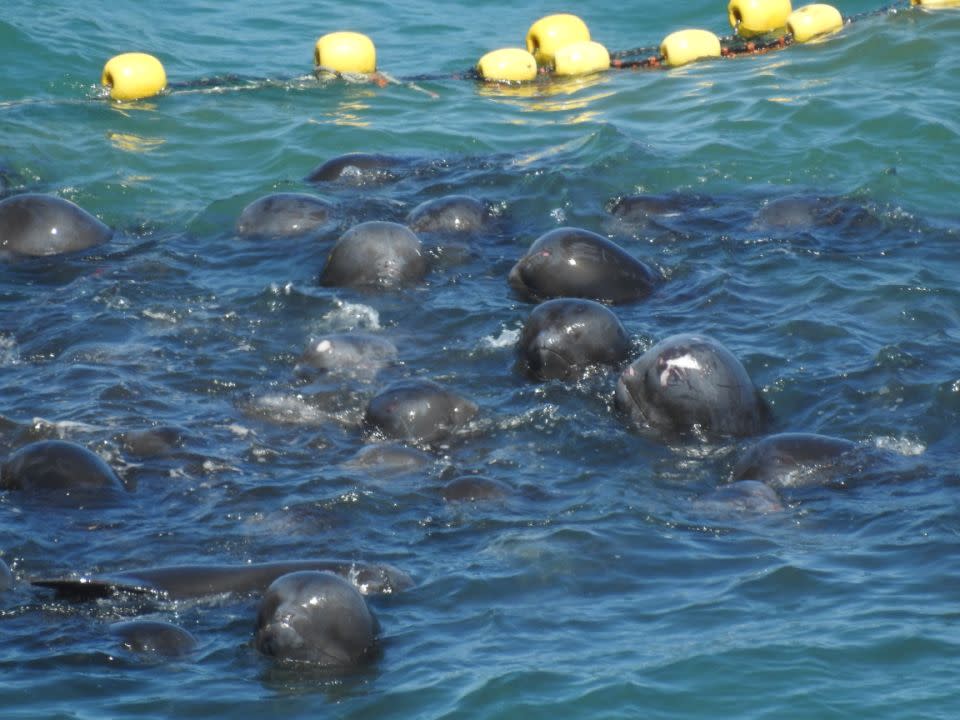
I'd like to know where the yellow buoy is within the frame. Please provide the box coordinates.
[477,48,538,82]
[526,14,591,67]
[728,0,793,36]
[912,0,960,6]
[314,31,376,74]
[101,52,167,102]
[660,29,722,67]
[787,4,843,43]
[553,41,610,76]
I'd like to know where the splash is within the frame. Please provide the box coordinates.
[321,299,381,331]
[479,326,520,350]
[872,436,926,456]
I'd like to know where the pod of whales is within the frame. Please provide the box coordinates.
[517,298,630,381]
[509,227,659,304]
[2,151,920,685]
[319,220,427,289]
[0,193,112,257]
[32,560,413,601]
[615,333,769,440]
[255,571,378,666]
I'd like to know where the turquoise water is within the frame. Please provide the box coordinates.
[2,0,960,717]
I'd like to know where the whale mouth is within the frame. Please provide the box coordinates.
[527,345,574,380]
[507,261,531,297]
[615,360,685,432]
[256,619,305,657]
[615,366,647,419]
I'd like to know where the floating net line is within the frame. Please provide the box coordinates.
[0,0,953,106]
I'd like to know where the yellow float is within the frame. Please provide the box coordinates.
[477,48,538,82]
[660,29,722,67]
[553,41,610,76]
[526,14,591,66]
[101,52,167,101]
[787,4,843,43]
[314,31,377,74]
[728,0,793,36]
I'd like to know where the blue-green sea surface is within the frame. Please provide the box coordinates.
[2,0,960,717]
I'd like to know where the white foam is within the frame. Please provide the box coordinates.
[201,458,239,474]
[872,436,926,456]
[226,423,253,438]
[30,417,102,435]
[321,299,381,331]
[248,394,329,425]
[142,308,178,323]
[269,282,295,296]
[0,334,19,366]
[479,326,520,350]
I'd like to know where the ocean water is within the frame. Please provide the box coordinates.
[2,0,960,717]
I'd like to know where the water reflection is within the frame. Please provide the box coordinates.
[476,72,614,123]
[107,132,166,153]
[310,91,375,128]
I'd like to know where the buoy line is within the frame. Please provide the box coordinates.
[2,0,956,108]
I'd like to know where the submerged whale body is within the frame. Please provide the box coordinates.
[0,557,13,591]
[606,192,715,222]
[305,153,407,185]
[695,480,784,515]
[0,193,112,257]
[509,227,659,304]
[235,192,334,238]
[119,426,185,459]
[364,379,478,444]
[732,432,858,489]
[441,476,510,502]
[343,442,433,475]
[296,333,398,379]
[32,560,414,601]
[111,620,198,658]
[406,195,487,234]
[1,440,125,497]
